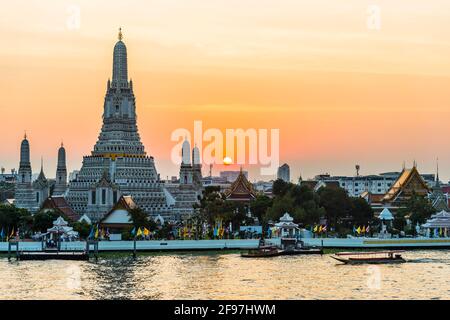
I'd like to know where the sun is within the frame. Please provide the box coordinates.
[223,156,233,165]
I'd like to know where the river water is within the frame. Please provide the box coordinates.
[0,250,449,299]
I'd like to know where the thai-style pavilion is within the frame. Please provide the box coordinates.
[421,210,450,237]
[100,195,137,232]
[382,165,430,208]
[224,168,257,202]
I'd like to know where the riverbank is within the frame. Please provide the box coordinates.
[1,237,450,254]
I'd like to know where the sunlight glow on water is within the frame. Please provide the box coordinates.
[1,251,450,299]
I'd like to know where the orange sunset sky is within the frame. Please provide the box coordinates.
[1,0,450,181]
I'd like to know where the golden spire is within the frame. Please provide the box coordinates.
[24,130,27,139]
[118,27,123,41]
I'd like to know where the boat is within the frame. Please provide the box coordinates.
[331,250,406,265]
[280,247,323,255]
[241,245,281,258]
[279,238,323,255]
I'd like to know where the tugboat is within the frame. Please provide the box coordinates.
[240,245,281,258]
[241,238,281,258]
[279,239,323,255]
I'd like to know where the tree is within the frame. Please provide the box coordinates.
[272,179,290,197]
[33,209,68,232]
[317,186,352,230]
[0,204,32,235]
[397,193,436,227]
[249,195,273,224]
[72,221,91,239]
[350,197,374,224]
[128,207,156,230]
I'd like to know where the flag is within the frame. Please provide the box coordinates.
[366,226,370,233]
[94,225,99,239]
[131,227,136,237]
[313,225,318,233]
[0,228,4,240]
[352,226,356,234]
[361,226,366,233]
[356,226,361,234]
[318,225,323,233]
[136,227,143,237]
[322,225,327,232]
[106,228,110,237]
[88,226,94,239]
[143,227,150,236]
[9,228,15,239]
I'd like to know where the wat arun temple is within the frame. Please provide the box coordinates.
[14,30,202,222]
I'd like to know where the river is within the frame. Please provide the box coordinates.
[0,250,449,299]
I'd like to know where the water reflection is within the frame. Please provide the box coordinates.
[1,251,449,300]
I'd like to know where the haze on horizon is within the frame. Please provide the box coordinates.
[1,0,450,182]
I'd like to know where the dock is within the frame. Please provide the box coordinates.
[18,251,89,261]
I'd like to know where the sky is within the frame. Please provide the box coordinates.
[1,0,450,182]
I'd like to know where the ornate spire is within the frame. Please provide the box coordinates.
[436,157,440,187]
[112,28,128,84]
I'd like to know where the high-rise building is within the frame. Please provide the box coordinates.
[277,163,290,182]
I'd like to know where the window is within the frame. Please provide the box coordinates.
[91,190,96,205]
[113,191,118,204]
[102,189,106,205]
[36,192,40,203]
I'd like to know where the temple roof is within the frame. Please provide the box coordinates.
[382,166,429,202]
[41,196,80,222]
[224,168,257,201]
[100,195,137,225]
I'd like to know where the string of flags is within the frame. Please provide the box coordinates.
[353,225,370,234]
[312,225,327,233]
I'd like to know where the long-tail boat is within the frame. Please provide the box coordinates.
[331,250,406,265]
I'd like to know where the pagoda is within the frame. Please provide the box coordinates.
[66,29,173,222]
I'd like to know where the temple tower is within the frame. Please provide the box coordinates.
[15,133,38,212]
[54,143,68,195]
[66,29,172,221]
[180,138,193,185]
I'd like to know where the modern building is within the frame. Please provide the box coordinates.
[312,169,435,197]
[277,163,290,182]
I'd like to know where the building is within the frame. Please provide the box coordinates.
[164,138,203,220]
[381,165,430,209]
[312,169,435,197]
[277,163,290,182]
[220,170,248,183]
[41,195,80,222]
[100,195,137,236]
[53,143,67,195]
[428,163,449,211]
[224,168,257,202]
[14,134,38,212]
[65,29,174,221]
[32,159,50,209]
